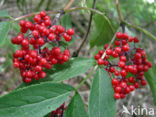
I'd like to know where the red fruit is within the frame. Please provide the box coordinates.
[39,71,46,78]
[37,38,45,45]
[129,85,135,91]
[115,87,122,93]
[122,44,129,51]
[95,54,101,60]
[135,53,141,59]
[128,76,135,83]
[19,20,26,27]
[30,50,37,58]
[122,33,128,39]
[48,33,55,41]
[40,11,46,17]
[97,58,104,65]
[62,55,69,62]
[141,80,147,86]
[112,51,119,58]
[26,71,33,78]
[63,49,70,56]
[67,28,75,35]
[51,58,58,64]
[25,77,32,83]
[118,61,125,68]
[115,40,120,46]
[120,82,127,88]
[114,71,120,76]
[134,82,139,88]
[106,49,112,55]
[116,32,123,39]
[120,56,126,62]
[32,30,39,38]
[128,65,133,72]
[114,93,120,99]
[120,93,126,99]
[13,62,20,68]
[63,33,72,41]
[22,39,29,48]
[115,47,121,54]
[112,78,119,86]
[35,65,42,72]
[125,87,130,94]
[110,67,115,73]
[128,36,133,42]
[134,37,139,43]
[34,15,41,23]
[40,58,47,65]
[120,69,127,77]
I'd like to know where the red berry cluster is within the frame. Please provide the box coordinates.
[50,103,66,117]
[11,11,75,83]
[94,32,152,100]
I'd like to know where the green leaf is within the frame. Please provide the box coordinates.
[61,14,72,29]
[0,10,12,18]
[46,57,95,82]
[0,22,10,44]
[89,68,116,117]
[0,82,74,117]
[90,14,114,48]
[144,56,156,105]
[64,92,88,117]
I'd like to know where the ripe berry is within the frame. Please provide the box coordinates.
[118,61,125,68]
[97,58,104,65]
[112,79,119,86]
[114,93,120,99]
[67,28,75,35]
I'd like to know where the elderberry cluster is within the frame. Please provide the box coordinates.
[95,32,152,100]
[11,11,75,83]
[50,103,66,117]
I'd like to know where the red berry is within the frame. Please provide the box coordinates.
[114,93,120,99]
[118,61,125,68]
[116,32,122,39]
[112,79,119,86]
[67,28,75,35]
[97,58,104,65]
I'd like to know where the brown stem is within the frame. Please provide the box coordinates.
[115,0,123,23]
[72,0,97,57]
[64,0,75,10]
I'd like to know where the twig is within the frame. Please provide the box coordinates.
[124,21,156,42]
[115,0,123,23]
[11,7,105,23]
[64,0,75,10]
[72,0,97,57]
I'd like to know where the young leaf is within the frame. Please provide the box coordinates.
[61,14,72,29]
[0,10,12,18]
[64,92,88,117]
[0,22,10,44]
[0,83,74,117]
[89,68,116,117]
[90,14,114,48]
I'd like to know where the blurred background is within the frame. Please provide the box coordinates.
[0,0,156,116]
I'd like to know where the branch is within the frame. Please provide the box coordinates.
[72,0,97,57]
[11,7,104,23]
[115,0,123,23]
[64,0,75,10]
[124,21,156,42]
